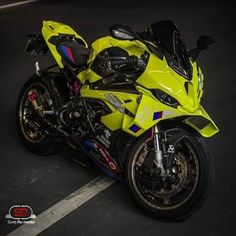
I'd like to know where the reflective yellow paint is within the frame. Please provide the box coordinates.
[79,38,218,137]
[80,85,139,131]
[42,21,219,138]
[80,83,218,137]
[79,36,146,83]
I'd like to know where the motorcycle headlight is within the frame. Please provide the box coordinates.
[152,89,180,108]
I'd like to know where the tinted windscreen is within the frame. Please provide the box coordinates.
[150,21,192,79]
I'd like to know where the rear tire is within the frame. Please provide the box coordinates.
[16,75,61,156]
[125,128,213,221]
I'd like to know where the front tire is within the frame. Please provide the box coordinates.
[125,128,213,221]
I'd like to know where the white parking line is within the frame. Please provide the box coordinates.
[0,0,38,10]
[7,176,115,236]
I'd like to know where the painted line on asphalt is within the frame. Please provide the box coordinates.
[0,0,38,10]
[7,176,115,236]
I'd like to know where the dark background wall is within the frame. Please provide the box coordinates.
[0,0,235,235]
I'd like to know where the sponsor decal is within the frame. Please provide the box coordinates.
[167,144,175,153]
[60,45,75,63]
[129,124,141,133]
[153,111,163,120]
[104,93,125,113]
[84,140,120,173]
[163,110,174,117]
[153,110,174,120]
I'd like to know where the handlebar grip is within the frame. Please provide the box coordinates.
[109,56,139,67]
[110,57,130,66]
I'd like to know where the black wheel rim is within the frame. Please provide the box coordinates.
[131,136,200,210]
[19,82,51,143]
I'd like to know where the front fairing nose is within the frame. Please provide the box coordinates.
[168,63,201,113]
[179,101,199,113]
[136,54,202,112]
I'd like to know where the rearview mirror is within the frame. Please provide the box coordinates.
[197,35,214,50]
[109,24,136,40]
[189,35,214,61]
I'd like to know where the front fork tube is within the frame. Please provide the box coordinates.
[153,125,165,176]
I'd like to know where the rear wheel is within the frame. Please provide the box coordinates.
[16,75,61,155]
[125,127,213,221]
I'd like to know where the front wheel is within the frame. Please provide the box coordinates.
[125,127,213,221]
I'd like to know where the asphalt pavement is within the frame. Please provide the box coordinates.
[0,0,236,235]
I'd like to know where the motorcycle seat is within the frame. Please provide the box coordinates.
[57,40,90,67]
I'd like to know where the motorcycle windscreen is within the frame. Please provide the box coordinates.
[150,20,192,80]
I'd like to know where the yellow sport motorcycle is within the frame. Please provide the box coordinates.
[17,20,219,221]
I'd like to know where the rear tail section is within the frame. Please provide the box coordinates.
[42,20,88,68]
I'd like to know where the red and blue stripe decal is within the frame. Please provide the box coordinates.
[129,124,141,133]
[153,111,163,120]
[60,45,75,63]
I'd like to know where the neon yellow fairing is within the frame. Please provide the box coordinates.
[42,21,87,68]
[77,36,146,84]
[136,54,201,113]
[121,94,218,138]
[80,83,218,137]
[76,37,218,137]
[80,85,139,131]
[41,21,219,138]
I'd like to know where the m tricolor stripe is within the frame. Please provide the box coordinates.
[61,45,75,63]
[153,111,163,120]
[129,124,141,133]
